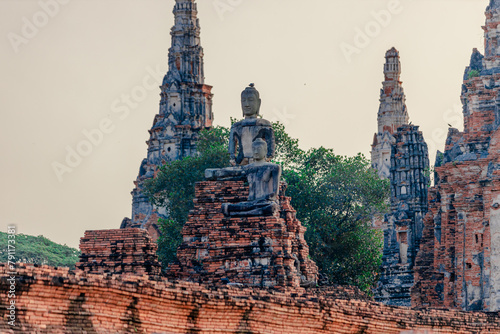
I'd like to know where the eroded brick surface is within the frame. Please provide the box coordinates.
[168,180,319,290]
[1,264,500,333]
[76,228,162,276]
[412,2,500,312]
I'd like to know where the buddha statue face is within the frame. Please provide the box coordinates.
[241,84,261,118]
[252,139,267,161]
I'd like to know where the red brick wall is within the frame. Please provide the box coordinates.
[1,264,500,333]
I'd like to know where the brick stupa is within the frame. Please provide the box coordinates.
[168,181,318,290]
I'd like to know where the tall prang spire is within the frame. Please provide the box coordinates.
[371,47,409,179]
[377,48,409,134]
[372,48,429,307]
[121,0,214,239]
[165,0,204,85]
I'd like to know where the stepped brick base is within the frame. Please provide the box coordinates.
[76,228,161,276]
[168,180,318,289]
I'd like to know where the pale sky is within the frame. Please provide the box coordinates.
[0,0,489,248]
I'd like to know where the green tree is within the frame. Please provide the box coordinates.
[146,123,389,291]
[283,148,389,291]
[0,232,80,269]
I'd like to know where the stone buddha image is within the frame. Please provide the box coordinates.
[205,85,281,217]
[229,84,275,166]
[205,138,281,217]
[222,138,281,217]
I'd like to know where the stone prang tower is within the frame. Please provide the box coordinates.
[371,48,410,179]
[374,125,429,307]
[121,0,213,239]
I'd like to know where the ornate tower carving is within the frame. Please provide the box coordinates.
[122,0,213,239]
[371,48,410,179]
[374,125,429,307]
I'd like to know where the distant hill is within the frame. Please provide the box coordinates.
[0,232,80,269]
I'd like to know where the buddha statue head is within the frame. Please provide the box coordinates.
[241,83,261,118]
[252,138,267,162]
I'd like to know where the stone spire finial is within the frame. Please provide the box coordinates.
[371,47,409,179]
[384,47,401,82]
[378,47,408,134]
[385,47,399,57]
[167,0,203,85]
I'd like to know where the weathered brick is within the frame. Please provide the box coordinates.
[168,180,318,290]
[412,2,500,312]
[1,264,500,333]
[76,228,162,277]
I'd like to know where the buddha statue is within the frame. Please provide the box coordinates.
[206,138,281,217]
[229,84,275,166]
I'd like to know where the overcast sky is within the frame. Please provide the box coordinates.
[0,0,490,248]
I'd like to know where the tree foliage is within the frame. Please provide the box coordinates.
[146,123,389,291]
[283,148,389,291]
[0,232,80,269]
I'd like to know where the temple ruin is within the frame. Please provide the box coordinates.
[120,0,213,240]
[4,0,500,332]
[374,124,430,306]
[413,0,500,312]
[371,48,430,307]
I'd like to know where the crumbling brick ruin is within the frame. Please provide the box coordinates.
[2,174,500,332]
[121,0,213,238]
[168,181,318,289]
[5,0,500,332]
[375,124,430,306]
[3,263,500,333]
[412,0,500,312]
[76,229,162,276]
